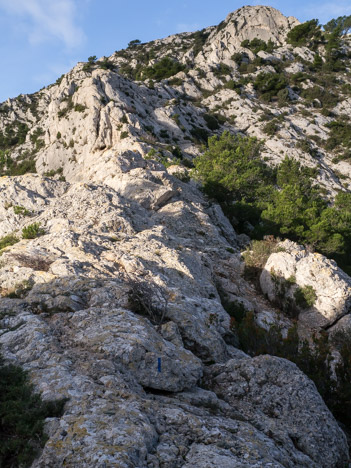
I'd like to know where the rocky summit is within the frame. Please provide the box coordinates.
[1,5,351,467]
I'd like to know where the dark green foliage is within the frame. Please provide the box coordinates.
[190,126,209,144]
[120,131,129,139]
[195,132,351,272]
[325,118,351,150]
[286,19,322,47]
[55,75,64,86]
[128,39,141,48]
[212,63,232,77]
[253,73,288,102]
[313,53,323,69]
[225,80,242,94]
[141,57,186,81]
[44,167,63,178]
[22,223,45,239]
[324,15,351,35]
[263,120,279,136]
[241,38,275,54]
[194,131,268,202]
[98,58,115,71]
[83,56,114,72]
[294,285,317,308]
[74,104,86,112]
[30,127,45,152]
[324,27,345,71]
[191,29,210,57]
[58,96,74,118]
[0,151,37,177]
[194,131,273,229]
[301,85,339,108]
[13,205,31,217]
[0,122,29,151]
[0,353,67,467]
[0,233,19,251]
[235,311,300,357]
[203,113,220,131]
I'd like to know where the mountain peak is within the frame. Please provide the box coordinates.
[217,5,300,46]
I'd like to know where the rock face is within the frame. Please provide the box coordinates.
[260,240,351,330]
[206,355,348,468]
[0,4,350,467]
[0,176,347,466]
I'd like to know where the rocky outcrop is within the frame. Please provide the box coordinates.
[205,355,349,467]
[0,176,348,466]
[0,5,351,466]
[260,240,351,330]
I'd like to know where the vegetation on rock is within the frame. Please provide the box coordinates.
[0,352,66,467]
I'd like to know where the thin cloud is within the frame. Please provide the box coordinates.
[0,0,85,48]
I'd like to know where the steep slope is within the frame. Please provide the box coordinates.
[0,5,350,467]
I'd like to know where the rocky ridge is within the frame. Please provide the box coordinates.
[0,5,350,467]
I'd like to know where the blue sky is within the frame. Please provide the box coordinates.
[0,0,351,103]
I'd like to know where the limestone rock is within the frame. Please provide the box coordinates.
[205,355,349,468]
[260,240,351,330]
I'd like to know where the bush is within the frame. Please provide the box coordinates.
[0,121,29,151]
[22,223,45,239]
[212,63,232,77]
[325,118,351,150]
[0,353,67,467]
[294,285,317,308]
[241,38,275,54]
[263,120,279,136]
[13,205,31,217]
[203,113,220,131]
[0,233,19,251]
[190,29,210,57]
[140,57,186,81]
[195,132,351,273]
[127,279,168,325]
[253,73,287,102]
[286,19,322,47]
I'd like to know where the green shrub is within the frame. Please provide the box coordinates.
[212,63,232,77]
[301,85,339,108]
[263,120,279,136]
[120,131,129,139]
[13,205,31,217]
[0,234,19,251]
[194,132,351,273]
[286,19,322,47]
[0,353,67,467]
[325,118,351,150]
[43,167,63,177]
[241,38,275,54]
[253,73,287,102]
[140,57,186,81]
[324,15,351,34]
[0,122,29,151]
[190,29,210,57]
[22,223,45,239]
[74,104,86,112]
[294,285,317,308]
[203,113,220,131]
[190,126,209,144]
[128,39,141,48]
